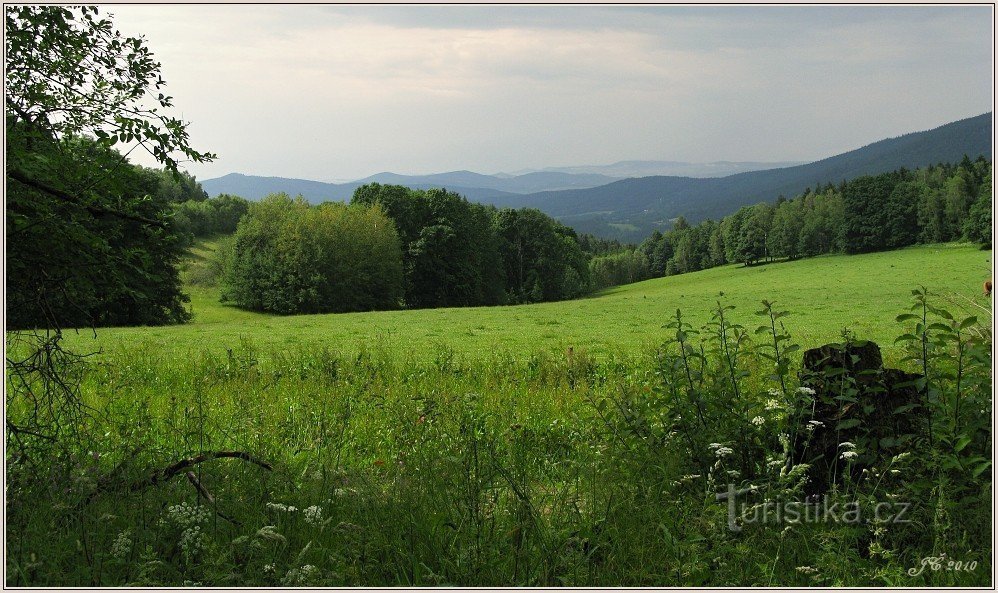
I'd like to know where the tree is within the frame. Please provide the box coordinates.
[964,171,992,248]
[222,194,403,314]
[352,184,505,308]
[6,5,215,328]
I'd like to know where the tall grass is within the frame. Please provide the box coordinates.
[6,291,992,586]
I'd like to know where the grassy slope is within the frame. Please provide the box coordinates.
[63,242,992,363]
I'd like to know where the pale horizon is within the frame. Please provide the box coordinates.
[107,5,995,182]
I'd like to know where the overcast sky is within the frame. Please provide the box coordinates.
[109,5,994,182]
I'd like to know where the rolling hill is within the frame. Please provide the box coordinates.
[484,113,993,240]
[201,113,991,242]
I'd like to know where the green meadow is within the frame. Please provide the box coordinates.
[8,242,993,587]
[66,242,991,364]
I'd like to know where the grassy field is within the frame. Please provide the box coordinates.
[64,242,992,364]
[8,242,993,586]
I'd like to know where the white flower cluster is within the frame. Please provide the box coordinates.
[110,530,132,560]
[167,502,211,528]
[767,388,782,397]
[303,505,323,525]
[796,565,818,574]
[798,386,816,396]
[266,502,299,513]
[751,416,765,426]
[179,525,205,556]
[764,398,781,411]
[806,420,824,431]
[839,442,858,461]
[708,443,734,457]
[283,564,318,586]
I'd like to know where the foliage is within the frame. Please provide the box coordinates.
[7,135,191,328]
[172,194,250,242]
[221,194,403,314]
[631,159,991,286]
[5,5,214,328]
[7,288,991,586]
[352,184,589,306]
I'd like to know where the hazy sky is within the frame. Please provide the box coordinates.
[109,5,994,182]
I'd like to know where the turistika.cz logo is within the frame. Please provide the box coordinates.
[717,484,912,533]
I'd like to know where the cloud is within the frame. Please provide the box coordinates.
[107,5,993,180]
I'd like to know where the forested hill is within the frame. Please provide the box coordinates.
[491,112,992,241]
[202,113,992,242]
[200,173,521,205]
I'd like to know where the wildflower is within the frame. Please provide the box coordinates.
[751,416,765,426]
[840,450,859,461]
[167,502,211,528]
[715,446,734,458]
[267,502,298,513]
[806,420,823,431]
[768,387,782,397]
[796,566,818,574]
[303,505,323,525]
[708,443,724,450]
[283,564,319,586]
[838,442,857,450]
[891,452,911,463]
[179,526,204,556]
[798,386,816,396]
[764,398,781,411]
[110,530,132,560]
[263,563,275,573]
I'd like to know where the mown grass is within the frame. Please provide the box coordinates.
[64,242,991,364]
[7,242,993,586]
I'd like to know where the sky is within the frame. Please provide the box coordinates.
[108,5,995,182]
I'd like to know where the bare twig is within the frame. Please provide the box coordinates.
[185,471,240,525]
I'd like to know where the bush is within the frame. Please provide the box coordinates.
[222,194,403,314]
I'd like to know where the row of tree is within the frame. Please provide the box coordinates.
[594,157,992,287]
[219,185,594,314]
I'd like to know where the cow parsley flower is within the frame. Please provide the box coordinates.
[840,450,859,461]
[267,502,298,513]
[167,502,211,528]
[806,420,824,431]
[764,398,781,411]
[303,505,323,525]
[798,386,816,396]
[715,446,734,458]
[179,525,205,556]
[283,564,319,586]
[751,416,765,426]
[110,530,132,560]
[768,388,782,397]
[838,442,857,450]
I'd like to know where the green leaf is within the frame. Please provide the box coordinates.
[960,316,979,329]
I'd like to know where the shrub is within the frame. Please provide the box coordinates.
[222,194,403,314]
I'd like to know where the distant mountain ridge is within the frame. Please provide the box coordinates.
[482,112,993,240]
[201,112,992,242]
[201,161,805,202]
[507,160,806,178]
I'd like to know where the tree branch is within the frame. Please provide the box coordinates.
[7,168,166,228]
